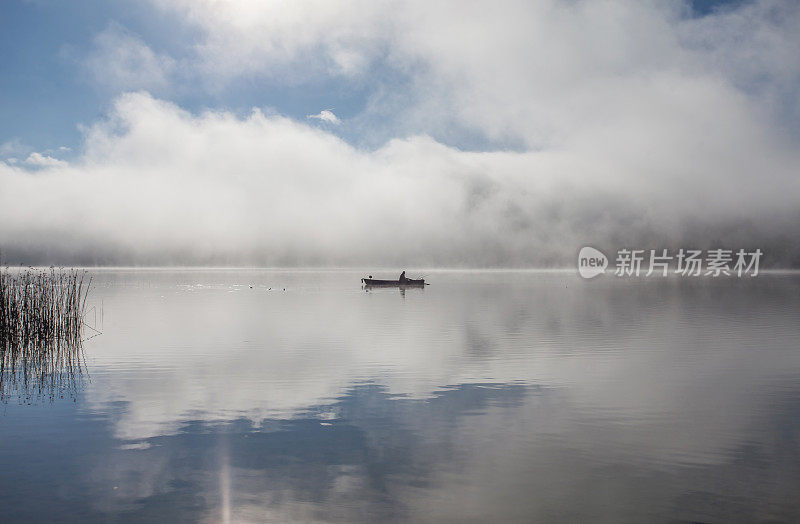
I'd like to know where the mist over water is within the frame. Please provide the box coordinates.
[1,93,799,268]
[1,269,799,522]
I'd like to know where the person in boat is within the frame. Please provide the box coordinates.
[399,271,407,283]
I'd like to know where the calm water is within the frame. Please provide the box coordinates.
[1,269,799,522]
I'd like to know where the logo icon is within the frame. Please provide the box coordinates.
[578,246,608,279]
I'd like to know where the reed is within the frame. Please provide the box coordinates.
[0,267,92,403]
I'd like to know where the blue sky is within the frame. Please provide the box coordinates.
[0,0,379,157]
[1,1,159,154]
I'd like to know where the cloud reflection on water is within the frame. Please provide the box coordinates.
[1,270,799,521]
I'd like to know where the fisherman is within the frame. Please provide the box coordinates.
[399,271,407,283]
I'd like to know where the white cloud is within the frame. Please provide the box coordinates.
[84,23,176,91]
[0,139,26,157]
[144,0,800,147]
[307,109,340,124]
[149,0,386,82]
[0,90,798,266]
[24,152,67,168]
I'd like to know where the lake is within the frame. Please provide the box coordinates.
[1,269,799,522]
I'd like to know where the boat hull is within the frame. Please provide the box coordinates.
[362,278,425,286]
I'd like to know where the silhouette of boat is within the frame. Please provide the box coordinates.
[362,277,425,286]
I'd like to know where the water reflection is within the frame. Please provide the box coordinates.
[1,270,799,521]
[0,345,87,404]
[363,284,425,297]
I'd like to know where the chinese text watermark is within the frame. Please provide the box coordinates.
[578,247,762,279]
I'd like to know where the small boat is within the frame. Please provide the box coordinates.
[362,277,425,286]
